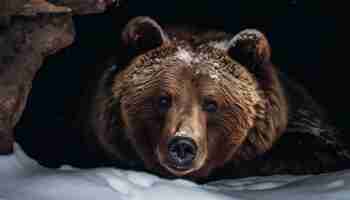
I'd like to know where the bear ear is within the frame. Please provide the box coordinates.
[227,29,271,71]
[121,16,169,57]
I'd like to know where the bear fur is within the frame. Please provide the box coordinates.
[71,16,350,182]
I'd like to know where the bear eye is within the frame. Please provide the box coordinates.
[202,99,218,113]
[158,95,172,112]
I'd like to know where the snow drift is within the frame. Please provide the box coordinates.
[1,144,350,200]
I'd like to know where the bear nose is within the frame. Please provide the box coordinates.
[167,136,197,170]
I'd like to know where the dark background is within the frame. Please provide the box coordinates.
[15,1,343,166]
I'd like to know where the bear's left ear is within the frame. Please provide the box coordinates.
[227,29,271,71]
[121,16,169,57]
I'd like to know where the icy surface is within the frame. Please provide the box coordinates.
[1,144,350,200]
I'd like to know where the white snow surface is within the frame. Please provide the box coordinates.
[1,144,350,200]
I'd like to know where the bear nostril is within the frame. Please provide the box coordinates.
[167,137,197,170]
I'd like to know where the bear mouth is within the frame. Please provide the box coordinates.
[155,146,204,177]
[167,160,194,172]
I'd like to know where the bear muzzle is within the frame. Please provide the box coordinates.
[156,124,207,177]
[167,136,197,170]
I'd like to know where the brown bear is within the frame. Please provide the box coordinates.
[75,16,350,182]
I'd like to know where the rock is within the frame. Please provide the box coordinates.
[0,14,75,153]
[0,0,28,27]
[56,0,118,15]
[0,0,118,27]
[0,0,119,154]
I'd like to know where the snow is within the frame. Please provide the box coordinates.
[174,48,193,64]
[208,40,230,50]
[1,144,350,200]
[229,29,264,48]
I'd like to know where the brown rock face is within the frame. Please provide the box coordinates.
[57,0,118,15]
[0,0,118,154]
[0,0,117,27]
[0,14,75,153]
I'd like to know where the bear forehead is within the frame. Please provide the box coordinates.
[125,41,258,87]
[116,42,265,115]
[112,40,267,124]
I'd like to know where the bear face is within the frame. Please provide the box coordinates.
[87,16,289,181]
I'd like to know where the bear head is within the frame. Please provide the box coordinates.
[88,16,288,181]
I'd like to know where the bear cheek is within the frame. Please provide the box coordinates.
[206,119,249,169]
[121,101,162,169]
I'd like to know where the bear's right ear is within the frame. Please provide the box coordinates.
[121,16,169,57]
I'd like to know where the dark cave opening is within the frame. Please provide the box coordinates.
[14,1,344,168]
